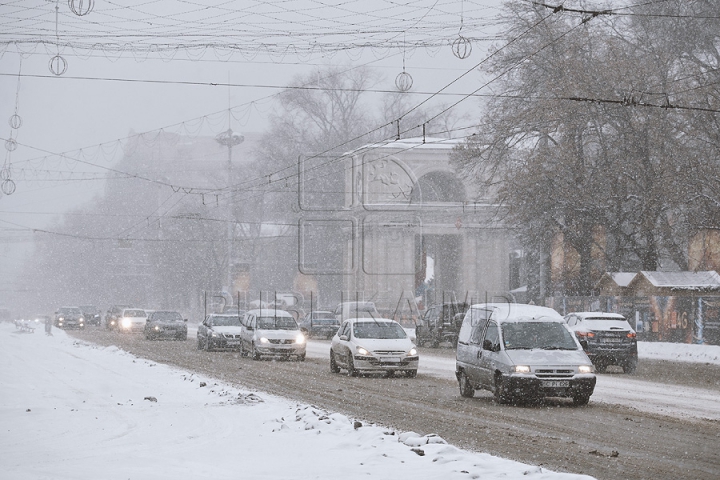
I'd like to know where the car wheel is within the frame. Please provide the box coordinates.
[594,362,607,373]
[204,337,212,352]
[623,358,638,374]
[251,342,261,360]
[329,350,340,373]
[406,369,418,378]
[298,353,306,362]
[573,393,590,406]
[458,371,474,397]
[145,334,152,341]
[494,374,510,404]
[347,355,358,377]
[196,337,203,350]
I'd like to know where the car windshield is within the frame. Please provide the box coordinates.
[502,322,578,350]
[257,316,298,330]
[79,306,97,313]
[210,316,242,327]
[123,310,146,318]
[152,312,182,322]
[584,317,625,322]
[353,322,407,339]
[312,312,335,319]
[59,308,81,315]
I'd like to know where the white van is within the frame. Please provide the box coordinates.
[455,303,596,405]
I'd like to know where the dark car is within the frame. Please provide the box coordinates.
[564,312,638,373]
[145,310,188,340]
[415,302,468,347]
[105,304,130,330]
[196,314,244,351]
[79,305,102,326]
[298,310,339,339]
[54,306,85,329]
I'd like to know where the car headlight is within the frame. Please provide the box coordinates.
[121,318,132,328]
[154,325,160,331]
[409,348,417,356]
[513,365,531,374]
[295,334,305,344]
[356,346,370,356]
[260,337,269,344]
[579,365,595,374]
[79,317,84,322]
[58,317,64,321]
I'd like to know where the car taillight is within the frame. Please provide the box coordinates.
[627,332,636,339]
[575,331,595,338]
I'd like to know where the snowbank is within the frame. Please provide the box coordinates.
[0,324,593,480]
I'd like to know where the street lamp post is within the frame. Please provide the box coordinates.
[215,125,244,295]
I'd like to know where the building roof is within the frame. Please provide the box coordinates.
[632,271,720,290]
[609,272,637,288]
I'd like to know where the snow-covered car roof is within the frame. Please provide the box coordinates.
[467,303,564,323]
[346,317,395,324]
[246,308,294,317]
[568,312,626,320]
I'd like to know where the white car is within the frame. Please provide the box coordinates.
[330,318,419,377]
[240,309,306,361]
[118,308,148,333]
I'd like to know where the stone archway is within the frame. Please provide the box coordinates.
[410,170,466,204]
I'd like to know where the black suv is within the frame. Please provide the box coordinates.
[416,302,468,347]
[564,312,638,373]
[298,310,339,339]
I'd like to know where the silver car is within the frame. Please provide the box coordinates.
[456,304,596,405]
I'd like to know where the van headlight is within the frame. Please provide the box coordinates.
[295,334,305,344]
[579,365,595,374]
[513,365,531,374]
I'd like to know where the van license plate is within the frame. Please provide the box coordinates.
[542,381,569,388]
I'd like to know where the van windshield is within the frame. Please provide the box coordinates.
[502,322,578,350]
[257,316,298,330]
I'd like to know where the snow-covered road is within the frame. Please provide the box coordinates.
[305,340,720,421]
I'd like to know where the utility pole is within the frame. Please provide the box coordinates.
[215,96,244,296]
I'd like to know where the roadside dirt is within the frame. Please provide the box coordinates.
[69,329,720,480]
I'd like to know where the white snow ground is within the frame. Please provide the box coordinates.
[1,323,594,480]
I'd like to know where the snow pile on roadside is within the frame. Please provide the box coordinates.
[0,323,594,480]
[638,341,720,365]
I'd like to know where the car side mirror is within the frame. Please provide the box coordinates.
[339,334,348,341]
[247,325,254,331]
[184,319,188,322]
